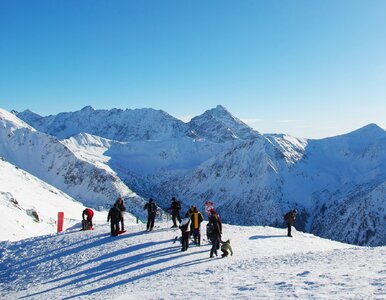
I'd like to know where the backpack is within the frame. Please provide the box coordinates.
[206,222,215,239]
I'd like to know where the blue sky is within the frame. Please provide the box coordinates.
[1,0,385,138]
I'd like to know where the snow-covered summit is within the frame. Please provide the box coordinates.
[17,105,262,143]
[17,106,189,141]
[188,105,262,142]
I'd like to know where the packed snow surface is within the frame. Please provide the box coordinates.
[1,222,385,299]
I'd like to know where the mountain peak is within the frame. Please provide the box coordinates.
[344,123,385,140]
[80,105,95,112]
[205,105,233,118]
[188,105,261,142]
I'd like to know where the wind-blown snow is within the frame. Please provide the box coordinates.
[0,222,385,299]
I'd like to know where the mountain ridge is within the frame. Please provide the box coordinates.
[5,106,386,246]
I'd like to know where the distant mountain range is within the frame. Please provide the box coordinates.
[1,105,384,246]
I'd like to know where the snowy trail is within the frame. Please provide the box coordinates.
[1,222,385,299]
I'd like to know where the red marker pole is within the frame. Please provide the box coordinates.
[57,212,64,233]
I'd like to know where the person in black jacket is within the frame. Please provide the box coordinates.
[144,198,157,231]
[284,209,297,237]
[107,204,121,236]
[115,197,126,231]
[168,197,182,228]
[208,208,222,258]
[179,217,191,251]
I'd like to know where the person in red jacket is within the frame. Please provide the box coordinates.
[82,208,94,230]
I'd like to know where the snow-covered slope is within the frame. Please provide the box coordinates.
[0,157,107,241]
[0,109,147,218]
[167,125,386,245]
[0,222,385,299]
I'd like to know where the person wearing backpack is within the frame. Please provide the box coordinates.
[82,208,94,230]
[179,217,191,251]
[168,197,182,228]
[115,197,126,231]
[190,206,204,245]
[144,198,157,231]
[284,209,297,237]
[107,204,120,236]
[208,208,222,258]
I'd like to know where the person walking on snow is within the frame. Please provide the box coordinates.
[168,196,182,228]
[115,197,126,231]
[179,217,191,251]
[82,208,94,230]
[190,206,204,245]
[185,205,196,236]
[284,209,297,237]
[208,208,222,258]
[107,204,121,236]
[144,198,157,231]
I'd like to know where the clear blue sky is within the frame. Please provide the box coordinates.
[1,0,385,138]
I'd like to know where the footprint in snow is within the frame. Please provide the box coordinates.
[296,271,310,277]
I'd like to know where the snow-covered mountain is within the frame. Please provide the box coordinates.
[11,106,386,246]
[17,106,190,141]
[0,157,107,241]
[0,109,147,219]
[166,125,386,245]
[188,105,262,142]
[1,222,385,299]
[17,105,262,143]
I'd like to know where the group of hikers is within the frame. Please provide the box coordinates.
[82,196,298,258]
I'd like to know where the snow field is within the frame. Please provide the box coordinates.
[1,222,385,299]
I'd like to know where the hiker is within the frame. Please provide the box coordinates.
[208,208,222,258]
[82,208,94,230]
[190,206,204,245]
[284,209,297,237]
[220,239,233,257]
[144,198,157,231]
[185,205,196,236]
[179,217,191,251]
[107,204,121,236]
[115,197,126,231]
[168,196,182,228]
